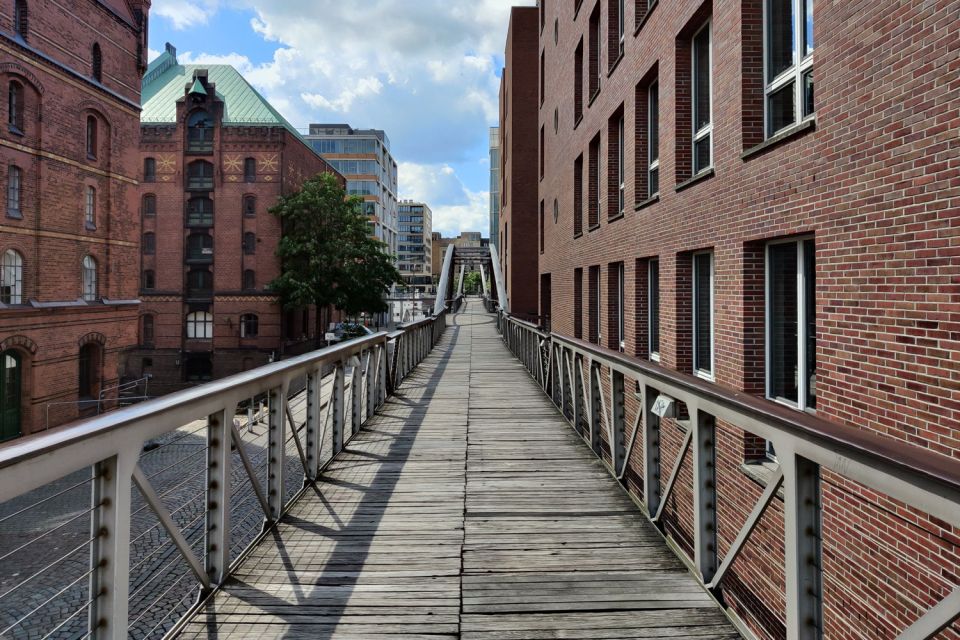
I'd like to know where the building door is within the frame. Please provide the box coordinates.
[0,351,22,441]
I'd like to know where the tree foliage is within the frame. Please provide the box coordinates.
[269,173,400,333]
[462,271,483,295]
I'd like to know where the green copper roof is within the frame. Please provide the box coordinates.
[188,77,207,96]
[141,46,304,142]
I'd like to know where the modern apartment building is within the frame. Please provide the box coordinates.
[397,200,433,292]
[489,127,501,250]
[132,45,343,393]
[526,0,960,638]
[0,0,150,437]
[303,124,399,260]
[498,6,540,322]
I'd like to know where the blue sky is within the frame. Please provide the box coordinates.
[148,1,535,236]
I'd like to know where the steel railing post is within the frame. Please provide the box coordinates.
[266,386,286,519]
[206,408,231,585]
[88,451,137,640]
[378,343,388,406]
[693,408,718,584]
[783,450,823,640]
[610,370,626,474]
[365,351,376,421]
[332,363,345,455]
[305,369,322,481]
[573,353,584,435]
[351,359,362,436]
[643,387,662,517]
[588,359,602,456]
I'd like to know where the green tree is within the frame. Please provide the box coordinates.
[462,271,482,295]
[269,173,400,343]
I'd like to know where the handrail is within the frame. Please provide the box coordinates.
[496,310,960,640]
[0,312,449,640]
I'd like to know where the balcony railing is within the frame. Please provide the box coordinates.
[496,310,960,640]
[0,310,447,639]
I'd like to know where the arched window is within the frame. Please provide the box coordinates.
[143,157,156,182]
[187,268,212,298]
[7,81,23,132]
[187,110,213,152]
[78,343,101,399]
[242,195,256,217]
[81,255,97,301]
[186,197,213,226]
[142,232,155,255]
[240,313,258,338]
[186,232,213,262]
[0,249,23,304]
[13,0,27,39]
[7,165,21,218]
[187,160,214,190]
[140,314,155,345]
[242,269,255,290]
[1,349,22,441]
[92,43,102,82]
[243,157,256,182]
[185,311,213,339]
[85,115,98,159]
[141,269,155,290]
[142,194,156,217]
[243,232,256,255]
[85,186,96,227]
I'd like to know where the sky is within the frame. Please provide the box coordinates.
[147,0,537,237]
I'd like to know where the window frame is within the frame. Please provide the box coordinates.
[141,314,154,345]
[143,158,156,183]
[692,250,715,380]
[7,81,23,133]
[141,269,155,290]
[92,43,102,83]
[142,232,155,255]
[691,20,713,175]
[616,261,625,352]
[86,115,97,160]
[765,236,816,412]
[763,0,815,137]
[648,81,660,198]
[7,165,21,218]
[81,255,97,302]
[244,157,256,183]
[617,113,625,215]
[185,311,214,340]
[1,249,23,304]
[84,186,96,228]
[648,258,660,361]
[240,313,259,338]
[243,232,256,255]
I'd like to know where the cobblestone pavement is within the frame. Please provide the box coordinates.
[0,372,356,640]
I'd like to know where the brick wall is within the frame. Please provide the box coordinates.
[536,0,960,637]
[0,0,148,434]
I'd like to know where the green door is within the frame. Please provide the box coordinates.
[0,351,21,441]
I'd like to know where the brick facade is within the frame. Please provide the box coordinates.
[531,0,960,637]
[133,56,344,394]
[498,6,540,321]
[0,0,149,437]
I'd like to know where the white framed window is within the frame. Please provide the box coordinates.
[7,165,21,217]
[692,251,714,379]
[617,114,625,215]
[1,249,23,304]
[186,311,214,339]
[648,82,660,198]
[649,259,660,361]
[766,237,816,411]
[81,255,97,301]
[617,262,625,352]
[691,20,712,174]
[85,186,95,227]
[764,0,814,137]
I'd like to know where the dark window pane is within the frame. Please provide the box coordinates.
[694,135,711,173]
[693,27,711,131]
[768,80,796,136]
[649,84,659,163]
[769,242,799,403]
[649,167,659,198]
[694,253,712,373]
[766,0,795,82]
[804,239,816,409]
[649,260,660,354]
[803,69,814,117]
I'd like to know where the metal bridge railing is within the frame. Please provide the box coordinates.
[495,310,960,640]
[0,310,448,640]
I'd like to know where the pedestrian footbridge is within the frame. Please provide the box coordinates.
[0,246,958,640]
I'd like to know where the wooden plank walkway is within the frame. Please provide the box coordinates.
[179,300,739,639]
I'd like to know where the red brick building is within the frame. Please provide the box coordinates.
[132,44,343,394]
[0,0,150,438]
[498,6,540,322]
[528,0,960,637]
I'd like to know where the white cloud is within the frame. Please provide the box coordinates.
[153,0,220,30]
[301,77,384,113]
[399,162,489,237]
